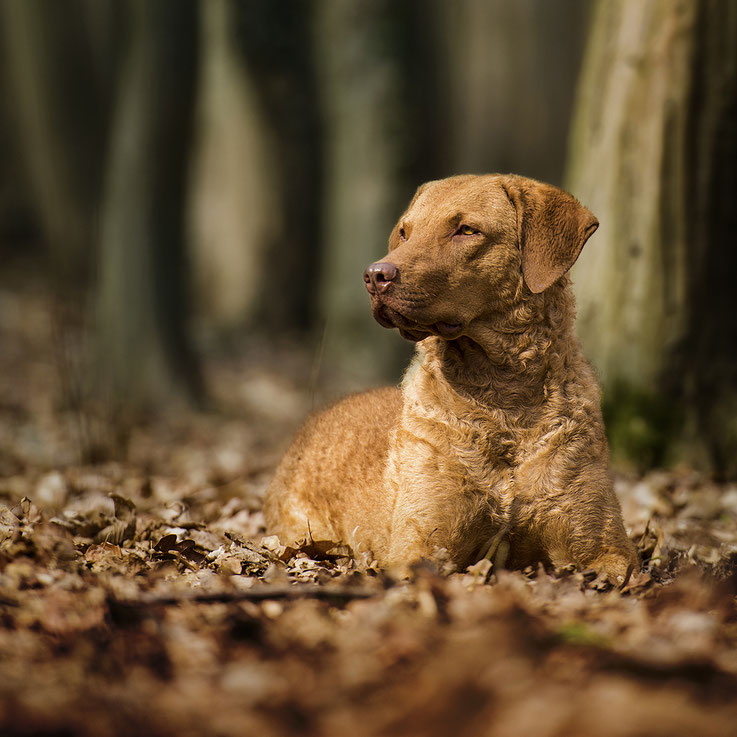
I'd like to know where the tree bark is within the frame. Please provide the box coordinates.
[313,0,420,381]
[232,0,323,334]
[434,0,588,186]
[0,36,34,247]
[188,0,279,331]
[95,0,202,419]
[566,0,737,475]
[0,0,112,279]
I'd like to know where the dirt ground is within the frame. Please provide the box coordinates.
[1,284,736,737]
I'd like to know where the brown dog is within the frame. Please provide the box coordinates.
[264,174,639,583]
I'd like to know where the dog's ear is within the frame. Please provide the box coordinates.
[500,176,599,294]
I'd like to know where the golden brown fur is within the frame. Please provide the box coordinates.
[264,174,639,583]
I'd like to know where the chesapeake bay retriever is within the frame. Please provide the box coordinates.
[264,174,639,584]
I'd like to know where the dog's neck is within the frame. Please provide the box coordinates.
[417,280,578,413]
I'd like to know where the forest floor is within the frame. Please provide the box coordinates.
[1,281,736,737]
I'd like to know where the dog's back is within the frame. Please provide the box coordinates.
[264,386,401,558]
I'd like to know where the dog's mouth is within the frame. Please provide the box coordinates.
[371,301,463,342]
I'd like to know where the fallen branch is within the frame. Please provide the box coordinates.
[109,583,380,609]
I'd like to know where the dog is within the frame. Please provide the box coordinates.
[264,174,639,584]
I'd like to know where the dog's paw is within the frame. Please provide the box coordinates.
[586,548,639,588]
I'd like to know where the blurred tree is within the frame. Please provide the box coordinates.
[434,0,588,186]
[314,0,421,381]
[189,0,279,332]
[567,0,737,475]
[95,0,203,417]
[0,0,118,279]
[232,0,323,334]
[0,44,34,250]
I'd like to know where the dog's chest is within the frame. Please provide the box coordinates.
[456,411,518,466]
[402,362,543,492]
[407,399,524,486]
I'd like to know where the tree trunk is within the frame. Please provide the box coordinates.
[0,33,34,248]
[566,0,737,475]
[188,0,279,332]
[0,0,112,279]
[313,0,420,382]
[434,0,588,186]
[232,0,323,334]
[95,0,202,420]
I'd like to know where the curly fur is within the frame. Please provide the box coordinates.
[264,174,638,583]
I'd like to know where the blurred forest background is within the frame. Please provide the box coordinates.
[0,0,736,477]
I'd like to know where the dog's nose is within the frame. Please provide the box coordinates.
[364,262,398,294]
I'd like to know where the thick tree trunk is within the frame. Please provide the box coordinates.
[435,0,588,186]
[232,0,323,334]
[95,0,202,417]
[313,0,419,381]
[567,0,737,475]
[0,38,34,247]
[189,0,278,331]
[0,0,111,278]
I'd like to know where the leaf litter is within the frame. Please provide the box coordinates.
[0,289,736,737]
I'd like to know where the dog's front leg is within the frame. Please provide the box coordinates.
[514,436,640,585]
[383,437,498,571]
[384,462,449,569]
[539,487,640,586]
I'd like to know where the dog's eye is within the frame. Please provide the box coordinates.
[456,225,481,237]
[399,227,407,241]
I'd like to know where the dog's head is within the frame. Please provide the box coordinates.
[364,174,598,342]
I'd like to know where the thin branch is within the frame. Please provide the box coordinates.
[109,584,380,609]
